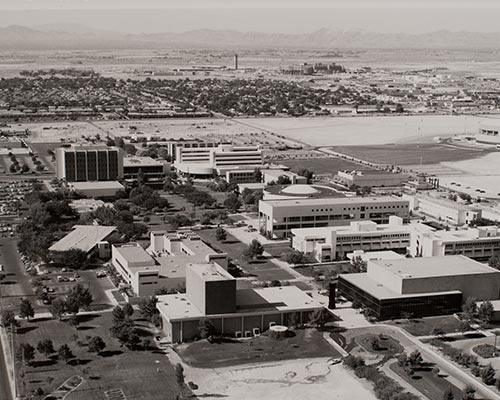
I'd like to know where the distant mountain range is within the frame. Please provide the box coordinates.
[3,25,500,50]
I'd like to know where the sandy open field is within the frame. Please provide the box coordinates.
[236,115,489,146]
[187,357,376,400]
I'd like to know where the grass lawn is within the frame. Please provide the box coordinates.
[355,334,403,356]
[391,316,465,337]
[176,328,340,368]
[330,143,493,166]
[13,312,183,400]
[197,228,294,281]
[390,361,462,400]
[280,156,374,175]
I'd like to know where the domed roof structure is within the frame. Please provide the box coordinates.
[281,184,319,195]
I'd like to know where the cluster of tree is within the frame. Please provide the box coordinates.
[207,179,237,193]
[282,250,311,265]
[128,185,169,211]
[350,185,372,196]
[397,350,423,376]
[223,193,242,213]
[243,239,264,261]
[343,355,419,400]
[297,168,314,184]
[462,297,494,325]
[241,188,263,210]
[200,210,229,226]
[51,248,88,270]
[110,304,144,349]
[167,214,193,230]
[174,182,216,208]
[138,296,162,328]
[350,256,368,273]
[80,205,148,241]
[488,251,500,270]
[17,340,76,366]
[49,284,94,322]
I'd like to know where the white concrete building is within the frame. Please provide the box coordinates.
[112,230,228,297]
[335,170,408,188]
[405,194,479,225]
[174,145,263,177]
[259,196,410,239]
[291,216,411,261]
[411,224,500,260]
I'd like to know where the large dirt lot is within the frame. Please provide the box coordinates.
[184,356,377,400]
[236,115,487,146]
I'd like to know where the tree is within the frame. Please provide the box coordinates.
[462,385,475,400]
[276,175,291,185]
[478,300,494,325]
[308,309,329,327]
[175,363,185,387]
[396,103,404,113]
[138,296,158,321]
[223,193,241,213]
[297,168,314,184]
[442,388,454,400]
[49,297,67,320]
[122,303,134,318]
[58,344,74,363]
[253,168,262,183]
[284,250,309,265]
[408,350,423,369]
[1,309,17,328]
[21,164,30,173]
[37,339,55,357]
[243,239,264,261]
[57,248,88,270]
[397,352,408,367]
[17,343,35,365]
[481,364,496,385]
[112,306,126,322]
[215,226,227,242]
[198,318,216,339]
[462,297,478,322]
[67,314,80,329]
[66,283,93,311]
[351,256,367,273]
[431,327,446,340]
[19,298,35,321]
[489,252,500,270]
[88,336,106,354]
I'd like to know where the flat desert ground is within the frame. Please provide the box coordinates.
[187,357,377,400]
[236,115,489,146]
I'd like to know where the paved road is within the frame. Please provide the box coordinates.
[0,332,13,400]
[0,238,34,309]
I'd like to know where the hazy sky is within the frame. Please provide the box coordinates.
[1,0,500,34]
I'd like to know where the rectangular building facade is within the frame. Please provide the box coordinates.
[259,196,410,239]
[56,145,124,182]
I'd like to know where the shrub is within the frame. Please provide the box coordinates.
[473,344,497,359]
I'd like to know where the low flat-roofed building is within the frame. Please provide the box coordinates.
[292,216,410,261]
[69,199,110,214]
[157,263,323,343]
[112,230,228,297]
[346,250,405,264]
[338,255,500,320]
[123,156,166,181]
[335,170,408,188]
[410,224,500,260]
[405,194,480,226]
[69,181,125,198]
[262,170,307,185]
[259,196,409,239]
[49,225,116,260]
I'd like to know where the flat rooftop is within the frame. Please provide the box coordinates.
[429,227,500,242]
[114,244,155,265]
[124,156,163,167]
[188,263,234,282]
[49,225,116,253]
[70,181,125,190]
[417,194,472,211]
[371,255,498,279]
[340,273,462,301]
[157,285,322,321]
[292,222,411,238]
[262,196,408,208]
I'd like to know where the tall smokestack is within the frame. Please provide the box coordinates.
[234,54,238,70]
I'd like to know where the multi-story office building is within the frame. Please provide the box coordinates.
[166,139,227,161]
[410,224,500,260]
[259,196,410,238]
[56,145,124,182]
[123,156,166,181]
[338,255,500,320]
[174,145,263,177]
[291,216,411,261]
